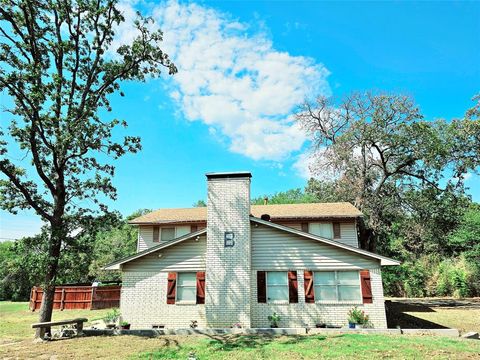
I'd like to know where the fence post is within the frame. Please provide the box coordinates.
[60,288,66,311]
[90,286,96,310]
[31,287,37,312]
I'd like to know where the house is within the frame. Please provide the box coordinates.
[105,171,399,329]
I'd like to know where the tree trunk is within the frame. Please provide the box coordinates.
[35,221,64,339]
[358,218,376,252]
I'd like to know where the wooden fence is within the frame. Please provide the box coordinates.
[29,285,121,311]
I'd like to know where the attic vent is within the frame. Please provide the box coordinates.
[260,214,271,221]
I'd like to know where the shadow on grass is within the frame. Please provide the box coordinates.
[386,301,449,329]
[203,334,328,352]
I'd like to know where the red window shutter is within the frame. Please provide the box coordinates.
[257,271,266,303]
[153,226,160,242]
[166,272,176,304]
[191,225,198,232]
[304,270,315,303]
[360,270,373,304]
[301,223,309,232]
[288,271,298,303]
[333,222,341,239]
[196,271,205,304]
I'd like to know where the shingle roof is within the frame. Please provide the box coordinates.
[129,202,362,224]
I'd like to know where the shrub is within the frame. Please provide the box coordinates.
[347,307,369,325]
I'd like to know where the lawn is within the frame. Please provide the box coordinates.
[0,301,111,341]
[1,301,480,359]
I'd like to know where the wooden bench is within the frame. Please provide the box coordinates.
[31,318,88,339]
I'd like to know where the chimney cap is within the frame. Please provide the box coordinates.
[206,171,252,179]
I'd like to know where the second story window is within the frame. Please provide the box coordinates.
[309,223,333,239]
[161,227,175,241]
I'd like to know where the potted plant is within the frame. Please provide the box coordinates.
[104,308,120,329]
[120,321,130,330]
[268,312,281,328]
[347,306,369,329]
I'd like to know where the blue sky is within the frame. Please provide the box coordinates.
[1,0,479,240]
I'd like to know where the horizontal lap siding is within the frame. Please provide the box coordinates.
[339,222,359,247]
[138,226,154,252]
[252,225,375,270]
[124,236,206,272]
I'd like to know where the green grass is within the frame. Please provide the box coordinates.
[1,301,480,359]
[0,301,110,341]
[135,334,480,360]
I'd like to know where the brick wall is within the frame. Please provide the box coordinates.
[205,175,251,327]
[121,271,206,328]
[251,267,387,328]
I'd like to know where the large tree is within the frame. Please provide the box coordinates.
[296,92,479,251]
[0,0,176,337]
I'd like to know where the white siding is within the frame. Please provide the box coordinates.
[125,236,206,272]
[252,224,375,270]
[339,221,359,248]
[137,226,154,252]
[137,225,195,252]
[276,222,302,230]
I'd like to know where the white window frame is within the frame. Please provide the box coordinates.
[266,271,289,303]
[313,270,362,303]
[175,272,197,304]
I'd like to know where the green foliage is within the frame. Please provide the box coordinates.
[104,308,120,324]
[193,200,206,207]
[347,307,369,325]
[252,188,317,205]
[267,312,281,327]
[0,210,139,301]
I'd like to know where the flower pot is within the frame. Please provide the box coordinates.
[106,323,116,329]
[348,323,356,329]
[270,325,278,328]
[121,324,130,330]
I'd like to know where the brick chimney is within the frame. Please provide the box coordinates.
[205,172,252,327]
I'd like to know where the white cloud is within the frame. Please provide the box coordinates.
[293,147,337,180]
[114,1,330,161]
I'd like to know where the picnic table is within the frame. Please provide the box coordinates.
[31,318,88,339]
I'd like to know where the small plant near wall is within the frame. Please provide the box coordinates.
[347,306,370,329]
[231,323,242,328]
[268,312,281,328]
[104,308,120,329]
[190,320,198,329]
[120,321,130,330]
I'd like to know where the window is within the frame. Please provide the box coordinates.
[267,272,288,301]
[309,223,333,239]
[176,272,196,302]
[314,271,361,302]
[161,227,175,241]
